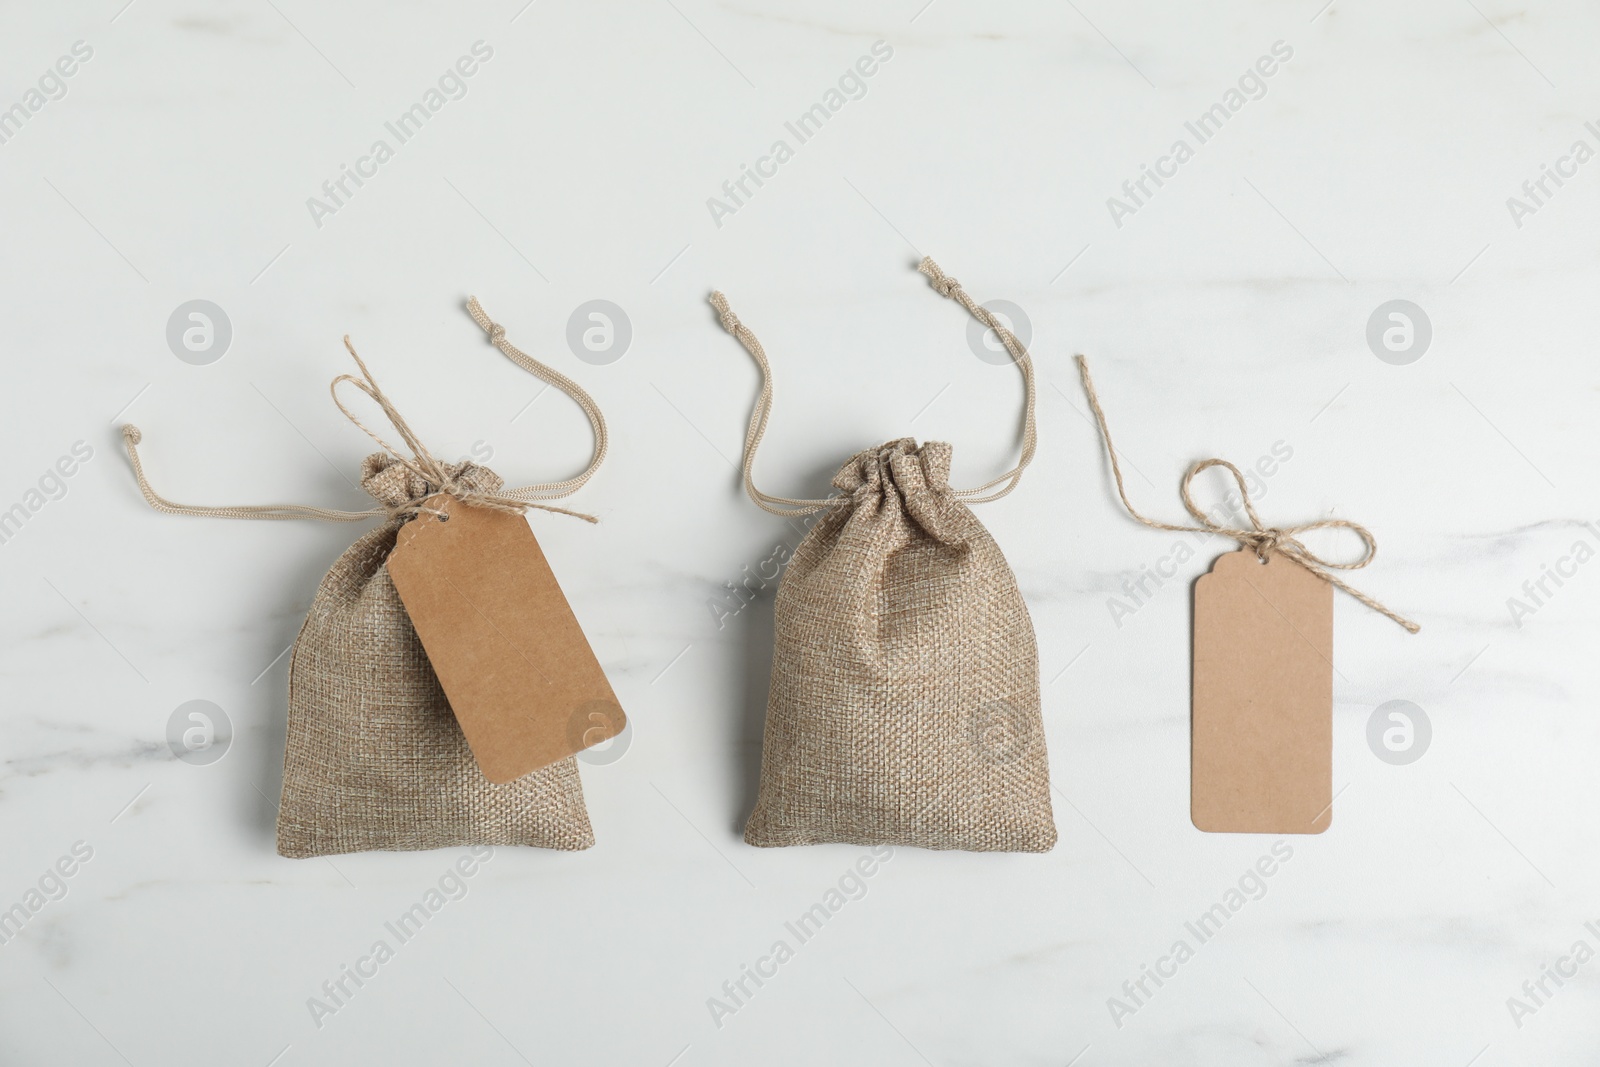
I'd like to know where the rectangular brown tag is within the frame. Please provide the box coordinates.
[385,495,624,784]
[1192,548,1333,834]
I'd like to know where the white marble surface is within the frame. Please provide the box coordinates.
[3,1,1599,1064]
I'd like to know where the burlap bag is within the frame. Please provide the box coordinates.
[273,453,593,856]
[710,259,1057,852]
[122,299,607,857]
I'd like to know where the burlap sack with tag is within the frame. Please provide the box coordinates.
[274,454,594,858]
[121,299,608,858]
[711,259,1056,852]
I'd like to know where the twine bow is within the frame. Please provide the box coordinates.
[1076,355,1419,633]
[121,301,602,525]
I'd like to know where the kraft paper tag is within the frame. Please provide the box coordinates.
[1192,548,1333,835]
[386,496,624,784]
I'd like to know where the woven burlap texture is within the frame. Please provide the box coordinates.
[275,452,594,858]
[744,438,1057,852]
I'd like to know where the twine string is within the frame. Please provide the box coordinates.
[915,258,1037,503]
[1075,354,1419,633]
[122,303,601,525]
[465,296,607,501]
[710,257,1037,517]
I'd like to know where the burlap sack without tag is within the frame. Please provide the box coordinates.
[748,438,1056,851]
[711,259,1057,852]
[275,453,593,858]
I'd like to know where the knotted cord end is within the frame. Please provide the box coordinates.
[709,291,740,334]
[121,425,142,445]
[465,296,506,344]
[918,257,960,299]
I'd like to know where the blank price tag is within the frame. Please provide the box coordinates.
[386,495,624,784]
[1192,549,1333,835]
